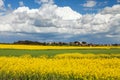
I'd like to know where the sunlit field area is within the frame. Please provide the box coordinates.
[0,54,120,80]
[0,44,120,50]
[0,44,120,80]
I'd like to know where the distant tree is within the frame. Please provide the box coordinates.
[74,41,80,46]
[13,40,42,45]
[82,41,87,44]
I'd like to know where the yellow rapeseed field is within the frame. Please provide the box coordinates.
[0,44,119,50]
[0,53,120,80]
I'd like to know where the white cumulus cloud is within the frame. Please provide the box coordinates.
[35,0,54,4]
[117,0,120,3]
[8,4,12,9]
[0,4,120,35]
[19,1,24,7]
[0,0,4,10]
[83,0,97,7]
[0,1,120,43]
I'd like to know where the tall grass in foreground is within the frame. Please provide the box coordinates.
[0,53,120,80]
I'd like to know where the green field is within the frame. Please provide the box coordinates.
[0,48,120,57]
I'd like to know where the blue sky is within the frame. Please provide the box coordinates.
[4,0,119,14]
[0,0,120,43]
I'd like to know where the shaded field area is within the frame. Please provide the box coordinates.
[0,48,120,57]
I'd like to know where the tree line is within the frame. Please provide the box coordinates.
[12,40,120,46]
